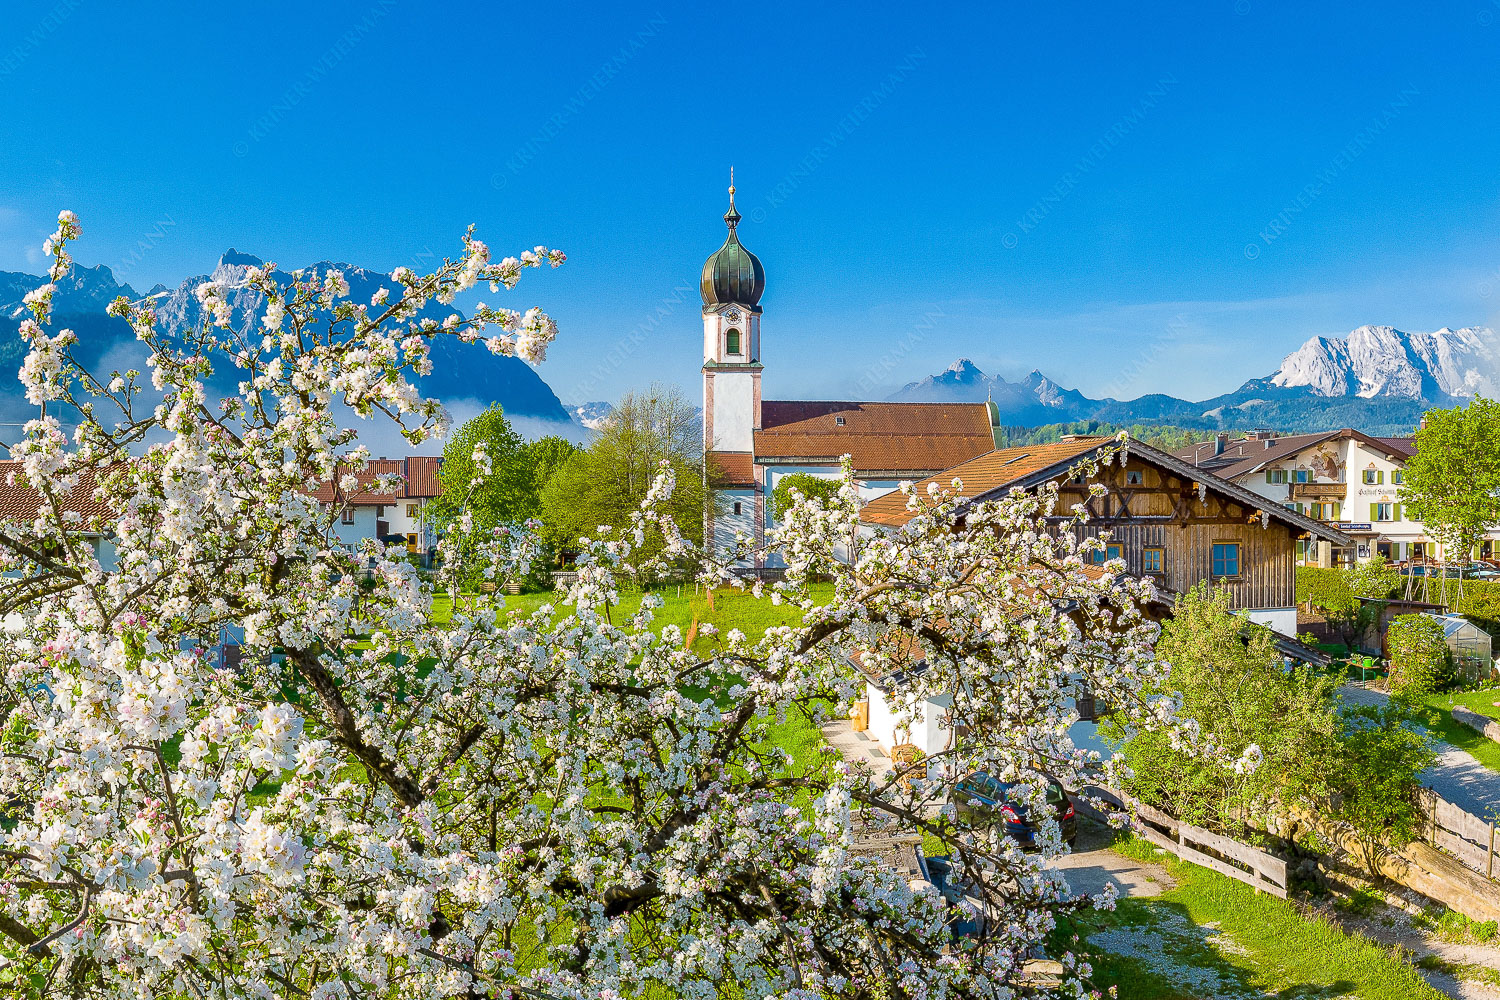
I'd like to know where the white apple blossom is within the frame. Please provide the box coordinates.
[0,212,1191,1000]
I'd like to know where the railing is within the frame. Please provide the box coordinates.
[1078,786,1290,897]
[1417,788,1499,881]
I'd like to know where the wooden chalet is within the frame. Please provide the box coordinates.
[859,435,1353,635]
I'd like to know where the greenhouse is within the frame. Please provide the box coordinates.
[1427,613,1495,683]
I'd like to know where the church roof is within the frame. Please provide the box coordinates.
[708,451,755,487]
[754,401,997,477]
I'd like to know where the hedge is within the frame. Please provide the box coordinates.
[1296,566,1500,638]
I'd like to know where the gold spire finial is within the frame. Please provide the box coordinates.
[728,165,736,202]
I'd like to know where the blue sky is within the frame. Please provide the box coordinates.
[2,1,1498,406]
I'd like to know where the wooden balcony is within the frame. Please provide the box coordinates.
[1290,482,1346,500]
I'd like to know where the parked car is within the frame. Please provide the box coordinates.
[918,854,987,939]
[949,772,1077,848]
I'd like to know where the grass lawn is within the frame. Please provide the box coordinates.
[1060,835,1445,1000]
[431,582,835,653]
[1416,685,1500,774]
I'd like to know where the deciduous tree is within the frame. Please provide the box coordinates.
[0,213,1196,1000]
[1403,397,1500,599]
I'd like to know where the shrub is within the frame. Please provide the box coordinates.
[1328,701,1436,875]
[1111,585,1337,834]
[1387,614,1454,697]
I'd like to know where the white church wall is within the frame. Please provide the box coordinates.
[712,375,756,452]
[712,488,757,561]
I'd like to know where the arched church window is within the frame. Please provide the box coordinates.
[725,328,742,356]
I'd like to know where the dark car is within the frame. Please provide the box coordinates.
[949,772,1077,848]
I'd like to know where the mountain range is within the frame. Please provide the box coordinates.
[0,252,1487,439]
[0,252,570,426]
[891,325,1499,434]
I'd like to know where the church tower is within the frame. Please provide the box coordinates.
[701,176,765,560]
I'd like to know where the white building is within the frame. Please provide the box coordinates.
[698,181,1001,569]
[315,456,443,559]
[1173,428,1494,565]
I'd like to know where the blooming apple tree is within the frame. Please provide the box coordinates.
[0,213,1184,999]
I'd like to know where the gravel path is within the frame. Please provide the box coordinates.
[1337,684,1500,819]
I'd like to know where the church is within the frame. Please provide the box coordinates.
[699,183,1002,569]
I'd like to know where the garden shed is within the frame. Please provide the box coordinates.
[1427,613,1494,683]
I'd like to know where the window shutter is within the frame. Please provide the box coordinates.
[1395,503,1403,521]
[1370,502,1378,521]
[1377,470,1385,484]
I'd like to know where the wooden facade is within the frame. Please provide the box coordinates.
[1052,457,1303,612]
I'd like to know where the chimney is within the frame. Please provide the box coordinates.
[1214,432,1227,456]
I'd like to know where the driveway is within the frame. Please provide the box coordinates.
[1338,684,1500,819]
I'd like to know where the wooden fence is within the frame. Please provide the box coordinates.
[1416,788,1500,881]
[1078,786,1290,898]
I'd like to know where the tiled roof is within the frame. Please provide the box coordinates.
[0,462,114,524]
[708,451,755,487]
[1376,436,1416,457]
[859,435,1352,545]
[1174,432,1334,477]
[309,456,444,504]
[754,401,996,476]
[1174,428,1413,481]
[860,438,1110,526]
[405,456,443,497]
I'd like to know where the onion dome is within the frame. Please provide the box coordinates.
[700,179,765,309]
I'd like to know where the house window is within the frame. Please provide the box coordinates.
[1374,502,1394,521]
[835,416,846,426]
[1267,469,1287,485]
[1143,547,1164,574]
[341,508,355,525]
[1212,542,1241,578]
[732,501,742,515]
[1125,469,1144,486]
[1293,469,1310,483]
[1091,543,1122,564]
[1362,469,1383,485]
[725,328,742,356]
[1392,470,1403,484]
[406,503,418,518]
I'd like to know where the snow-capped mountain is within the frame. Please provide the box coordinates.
[890,358,1100,423]
[0,251,571,425]
[1267,325,1499,400]
[569,401,614,430]
[894,326,1494,435]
